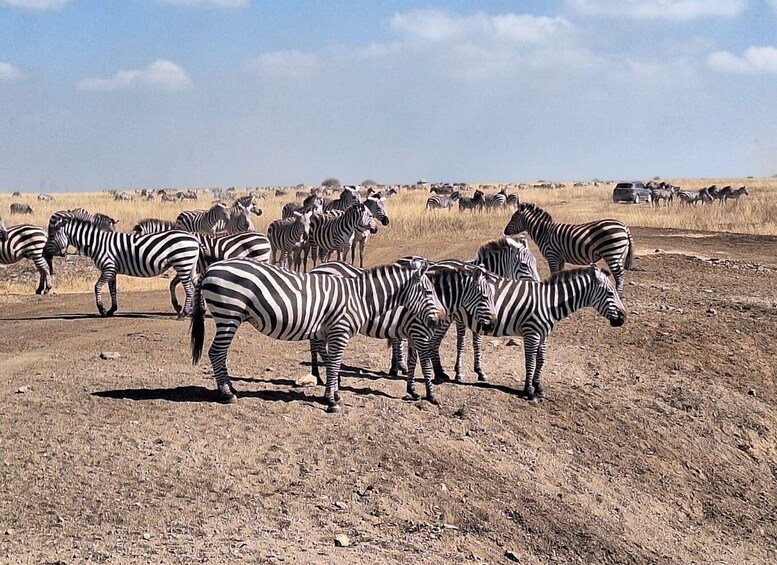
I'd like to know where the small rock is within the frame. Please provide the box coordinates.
[333,534,350,547]
[628,281,636,286]
[504,550,520,562]
[4,528,14,536]
[440,483,448,492]
[654,249,664,254]
[265,367,274,372]
[748,389,756,397]
[334,501,348,510]
[142,532,151,540]
[294,374,317,387]
[100,351,121,360]
[706,308,717,316]
[505,339,521,347]
[14,386,30,394]
[443,523,458,530]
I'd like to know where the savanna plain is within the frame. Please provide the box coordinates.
[0,180,776,564]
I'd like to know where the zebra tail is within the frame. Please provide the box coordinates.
[625,227,635,270]
[44,251,54,276]
[190,277,206,365]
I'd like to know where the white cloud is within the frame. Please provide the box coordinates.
[769,0,777,12]
[568,0,746,20]
[248,50,320,82]
[707,46,777,73]
[0,0,71,9]
[158,0,249,7]
[0,61,24,82]
[77,60,193,92]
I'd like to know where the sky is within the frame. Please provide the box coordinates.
[1,0,777,191]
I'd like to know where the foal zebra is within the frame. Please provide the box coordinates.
[45,216,200,316]
[174,203,231,234]
[310,260,495,404]
[426,192,460,211]
[190,259,446,412]
[350,194,390,268]
[444,265,626,400]
[267,211,313,270]
[0,219,51,294]
[504,203,634,296]
[308,203,377,267]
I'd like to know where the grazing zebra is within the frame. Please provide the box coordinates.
[458,190,485,212]
[719,185,748,205]
[441,265,626,400]
[168,231,271,313]
[10,203,33,215]
[161,193,180,203]
[174,203,231,234]
[190,259,446,412]
[308,204,377,267]
[310,260,494,404]
[12,192,21,197]
[506,193,520,209]
[37,193,55,202]
[483,188,507,210]
[350,194,390,268]
[132,218,176,235]
[426,191,460,211]
[504,203,634,296]
[266,211,313,269]
[0,219,51,294]
[651,188,675,207]
[45,216,200,317]
[281,193,324,219]
[69,208,119,231]
[323,186,360,213]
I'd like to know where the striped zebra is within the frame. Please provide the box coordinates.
[174,203,231,234]
[282,193,324,219]
[45,216,200,317]
[168,231,271,313]
[458,190,485,212]
[444,265,625,400]
[323,186,360,213]
[267,211,313,270]
[222,201,257,233]
[10,203,33,215]
[69,208,119,231]
[504,203,634,296]
[350,194,390,268]
[426,191,460,211]
[190,259,446,412]
[719,185,748,205]
[309,260,494,403]
[0,218,52,294]
[308,203,377,267]
[483,189,507,210]
[506,193,520,209]
[132,218,176,235]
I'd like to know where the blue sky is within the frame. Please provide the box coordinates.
[1,0,776,191]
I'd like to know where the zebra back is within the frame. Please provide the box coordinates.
[0,223,47,264]
[198,231,271,269]
[475,236,540,281]
[175,203,231,234]
[132,218,176,235]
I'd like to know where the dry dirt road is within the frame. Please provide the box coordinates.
[1,228,776,564]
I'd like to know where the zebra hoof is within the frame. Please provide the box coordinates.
[106,309,117,317]
[477,374,488,382]
[333,391,342,402]
[426,396,440,406]
[402,393,420,402]
[326,403,341,414]
[534,388,545,399]
[218,393,237,404]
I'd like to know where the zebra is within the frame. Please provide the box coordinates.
[458,190,485,212]
[281,193,324,219]
[0,218,52,294]
[426,191,460,211]
[10,203,33,215]
[132,218,177,235]
[267,211,313,269]
[440,265,626,400]
[719,185,748,205]
[68,208,119,231]
[161,193,180,203]
[168,231,271,313]
[350,194,390,268]
[310,259,494,404]
[307,204,377,267]
[114,191,133,201]
[44,216,200,317]
[504,203,634,296]
[177,190,198,200]
[37,193,55,202]
[190,259,447,412]
[323,186,360,213]
[483,188,507,210]
[174,203,231,234]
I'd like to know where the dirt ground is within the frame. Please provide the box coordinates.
[1,227,776,564]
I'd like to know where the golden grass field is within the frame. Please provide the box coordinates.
[1,177,774,295]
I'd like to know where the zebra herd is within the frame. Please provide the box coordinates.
[426,187,517,212]
[648,182,750,207]
[1,190,634,413]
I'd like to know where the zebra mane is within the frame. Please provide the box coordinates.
[55,215,114,232]
[542,266,610,285]
[477,236,525,255]
[519,203,553,223]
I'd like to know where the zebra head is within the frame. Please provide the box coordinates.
[211,202,232,223]
[586,265,627,327]
[403,259,447,328]
[364,194,390,226]
[462,264,497,333]
[503,203,550,236]
[504,236,541,281]
[351,203,378,235]
[292,210,313,235]
[44,216,72,258]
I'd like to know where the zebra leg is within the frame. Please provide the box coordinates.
[532,336,548,399]
[417,339,439,405]
[107,277,118,316]
[431,319,452,383]
[180,275,196,317]
[209,320,240,402]
[358,238,365,269]
[404,342,421,401]
[454,320,467,381]
[609,261,626,297]
[310,338,327,385]
[522,332,540,401]
[31,255,50,295]
[324,334,348,413]
[473,332,487,382]
[389,338,407,376]
[169,275,181,313]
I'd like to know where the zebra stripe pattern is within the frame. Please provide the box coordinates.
[174,203,231,234]
[450,265,626,400]
[0,219,52,294]
[309,260,494,404]
[132,218,177,235]
[45,216,200,317]
[282,193,324,219]
[483,189,507,210]
[190,259,446,412]
[350,194,390,268]
[267,211,313,270]
[426,192,459,211]
[168,231,272,313]
[504,203,635,295]
[323,186,360,213]
[68,208,119,231]
[308,204,377,267]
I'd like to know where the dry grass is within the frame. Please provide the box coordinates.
[1,177,774,294]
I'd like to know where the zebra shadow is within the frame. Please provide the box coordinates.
[92,385,328,405]
[1,311,180,322]
[230,374,399,401]
[447,379,531,398]
[298,361,404,382]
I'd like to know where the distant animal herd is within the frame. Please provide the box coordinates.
[0,177,748,412]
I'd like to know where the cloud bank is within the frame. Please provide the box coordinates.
[0,61,24,82]
[77,60,193,92]
[568,0,746,20]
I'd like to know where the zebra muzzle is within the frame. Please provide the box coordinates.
[609,312,626,327]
